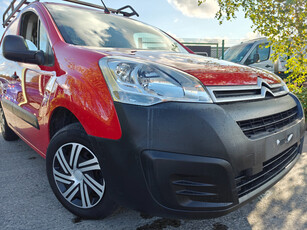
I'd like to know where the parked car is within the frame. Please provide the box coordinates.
[0,0,305,220]
[224,38,288,78]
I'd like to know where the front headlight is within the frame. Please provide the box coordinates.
[99,56,212,106]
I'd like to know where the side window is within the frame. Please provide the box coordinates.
[133,32,182,52]
[258,43,270,61]
[20,12,54,66]
[134,33,169,50]
[245,43,270,65]
[21,13,39,50]
[39,23,54,65]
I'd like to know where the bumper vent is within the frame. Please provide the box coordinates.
[235,144,299,198]
[172,177,219,203]
[237,106,298,139]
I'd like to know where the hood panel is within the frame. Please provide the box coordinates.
[90,49,281,86]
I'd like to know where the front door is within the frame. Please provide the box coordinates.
[0,11,55,154]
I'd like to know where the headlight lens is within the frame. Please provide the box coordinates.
[99,57,212,106]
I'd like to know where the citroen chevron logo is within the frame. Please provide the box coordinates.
[257,77,275,97]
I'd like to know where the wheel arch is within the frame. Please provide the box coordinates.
[48,98,122,141]
[49,106,79,140]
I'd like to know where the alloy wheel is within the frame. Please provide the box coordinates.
[52,142,105,209]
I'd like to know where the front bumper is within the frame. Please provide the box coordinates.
[89,93,305,219]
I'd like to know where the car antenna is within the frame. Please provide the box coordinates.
[101,0,110,14]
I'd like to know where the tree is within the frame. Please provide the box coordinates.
[198,0,307,90]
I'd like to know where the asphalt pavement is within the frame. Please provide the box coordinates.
[0,131,306,230]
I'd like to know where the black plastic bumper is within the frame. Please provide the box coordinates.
[89,93,305,219]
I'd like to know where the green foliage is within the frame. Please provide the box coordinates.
[198,0,307,89]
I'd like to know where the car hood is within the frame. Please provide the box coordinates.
[90,49,281,86]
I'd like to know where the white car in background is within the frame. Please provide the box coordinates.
[224,38,288,77]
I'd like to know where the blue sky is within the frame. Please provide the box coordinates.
[0,0,259,46]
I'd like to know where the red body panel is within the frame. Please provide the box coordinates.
[0,2,122,157]
[48,42,122,139]
[0,2,281,157]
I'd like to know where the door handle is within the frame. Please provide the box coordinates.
[265,65,273,68]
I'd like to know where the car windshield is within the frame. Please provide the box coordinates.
[45,4,187,53]
[224,43,254,63]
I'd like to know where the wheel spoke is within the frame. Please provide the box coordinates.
[67,186,79,202]
[78,158,99,168]
[69,143,83,170]
[79,163,100,173]
[84,183,91,206]
[79,181,86,208]
[54,176,72,185]
[63,182,79,201]
[80,181,91,208]
[53,169,74,183]
[78,158,100,172]
[84,174,104,197]
[56,148,72,174]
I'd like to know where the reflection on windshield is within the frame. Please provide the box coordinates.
[224,43,253,63]
[46,4,186,53]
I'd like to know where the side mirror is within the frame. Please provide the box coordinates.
[2,35,44,65]
[253,53,260,63]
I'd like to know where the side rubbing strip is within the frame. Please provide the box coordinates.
[1,98,40,129]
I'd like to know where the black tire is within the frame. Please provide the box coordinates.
[0,107,19,141]
[46,123,118,219]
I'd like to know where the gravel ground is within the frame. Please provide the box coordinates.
[0,131,306,230]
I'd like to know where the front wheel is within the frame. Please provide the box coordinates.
[46,123,117,219]
[0,107,18,141]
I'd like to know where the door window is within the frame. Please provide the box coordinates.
[21,13,39,50]
[245,43,270,65]
[20,12,54,65]
[38,23,54,65]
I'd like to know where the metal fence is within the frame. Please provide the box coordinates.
[182,40,226,59]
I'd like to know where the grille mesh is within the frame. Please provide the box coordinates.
[235,144,299,198]
[237,106,298,139]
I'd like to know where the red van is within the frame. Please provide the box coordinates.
[0,0,305,219]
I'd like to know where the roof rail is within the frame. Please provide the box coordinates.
[2,0,139,28]
[62,0,139,17]
[2,0,32,28]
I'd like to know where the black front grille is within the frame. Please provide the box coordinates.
[214,89,261,98]
[237,106,298,139]
[235,144,299,198]
[212,84,284,100]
